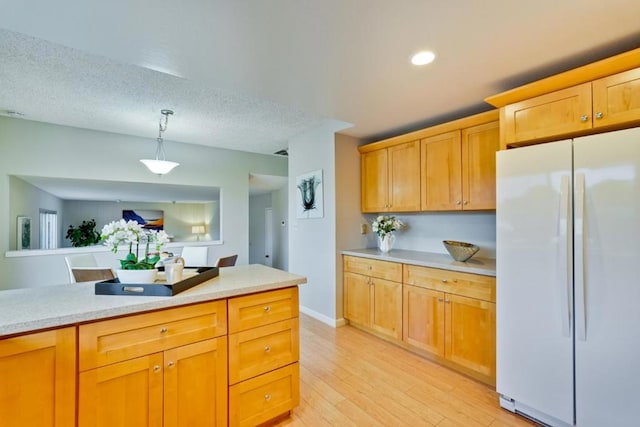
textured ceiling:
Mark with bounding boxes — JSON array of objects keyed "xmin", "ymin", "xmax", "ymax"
[{"xmin": 0, "ymin": 0, "xmax": 639, "ymax": 156}]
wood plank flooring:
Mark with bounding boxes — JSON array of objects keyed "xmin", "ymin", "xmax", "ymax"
[{"xmin": 277, "ymin": 314, "xmax": 537, "ymax": 427}]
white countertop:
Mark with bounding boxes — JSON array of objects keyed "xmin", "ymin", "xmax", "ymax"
[
  {"xmin": 0, "ymin": 264, "xmax": 306, "ymax": 337},
  {"xmin": 342, "ymin": 248, "xmax": 496, "ymax": 276}
]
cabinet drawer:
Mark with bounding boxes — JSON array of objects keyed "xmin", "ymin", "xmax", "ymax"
[
  {"xmin": 403, "ymin": 265, "xmax": 495, "ymax": 302},
  {"xmin": 229, "ymin": 318, "xmax": 299, "ymax": 384},
  {"xmin": 228, "ymin": 287, "xmax": 298, "ymax": 334},
  {"xmin": 229, "ymin": 363, "xmax": 299, "ymax": 427},
  {"xmin": 79, "ymin": 300, "xmax": 227, "ymax": 371},
  {"xmin": 343, "ymin": 255, "xmax": 402, "ymax": 282}
]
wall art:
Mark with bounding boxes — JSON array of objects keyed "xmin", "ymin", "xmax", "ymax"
[{"xmin": 296, "ymin": 169, "xmax": 323, "ymax": 219}]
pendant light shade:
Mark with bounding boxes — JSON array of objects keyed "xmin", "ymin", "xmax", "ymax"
[{"xmin": 140, "ymin": 109, "xmax": 179, "ymax": 175}]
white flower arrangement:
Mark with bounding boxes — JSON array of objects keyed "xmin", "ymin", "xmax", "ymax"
[
  {"xmin": 371, "ymin": 215, "xmax": 404, "ymax": 238},
  {"xmin": 100, "ymin": 219, "xmax": 170, "ymax": 270}
]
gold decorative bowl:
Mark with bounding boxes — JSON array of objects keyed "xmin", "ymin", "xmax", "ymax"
[{"xmin": 443, "ymin": 240, "xmax": 479, "ymax": 262}]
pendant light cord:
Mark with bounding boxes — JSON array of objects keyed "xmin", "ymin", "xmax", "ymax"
[{"xmin": 155, "ymin": 109, "xmax": 173, "ymax": 161}]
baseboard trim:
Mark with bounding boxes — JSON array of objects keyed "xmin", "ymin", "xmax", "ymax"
[{"xmin": 299, "ymin": 305, "xmax": 345, "ymax": 328}]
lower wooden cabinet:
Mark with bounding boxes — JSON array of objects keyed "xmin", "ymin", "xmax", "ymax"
[
  {"xmin": 0, "ymin": 327, "xmax": 76, "ymax": 427},
  {"xmin": 344, "ymin": 255, "xmax": 496, "ymax": 385},
  {"xmin": 229, "ymin": 362, "xmax": 300, "ymax": 427},
  {"xmin": 228, "ymin": 287, "xmax": 300, "ymax": 426},
  {"xmin": 344, "ymin": 256, "xmax": 403, "ymax": 340}
]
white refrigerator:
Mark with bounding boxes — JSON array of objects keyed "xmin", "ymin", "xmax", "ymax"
[{"xmin": 496, "ymin": 127, "xmax": 640, "ymax": 427}]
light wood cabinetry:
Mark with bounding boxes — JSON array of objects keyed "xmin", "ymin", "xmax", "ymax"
[
  {"xmin": 78, "ymin": 301, "xmax": 228, "ymax": 427},
  {"xmin": 420, "ymin": 120, "xmax": 499, "ymax": 211},
  {"xmin": 342, "ymin": 254, "xmax": 496, "ymax": 385},
  {"xmin": 228, "ymin": 287, "xmax": 300, "ymax": 427},
  {"xmin": 343, "ymin": 255, "xmax": 402, "ymax": 340},
  {"xmin": 487, "ymin": 49, "xmax": 640, "ymax": 149},
  {"xmin": 0, "ymin": 327, "xmax": 75, "ymax": 427},
  {"xmin": 361, "ymin": 140, "xmax": 421, "ymax": 212},
  {"xmin": 404, "ymin": 264, "xmax": 496, "ymax": 384},
  {"xmin": 359, "ymin": 110, "xmax": 499, "ymax": 213}
]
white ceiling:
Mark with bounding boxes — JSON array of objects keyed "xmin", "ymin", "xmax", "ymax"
[{"xmin": 0, "ymin": 0, "xmax": 639, "ymax": 157}]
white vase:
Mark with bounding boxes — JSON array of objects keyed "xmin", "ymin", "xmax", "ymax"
[
  {"xmin": 378, "ymin": 234, "xmax": 395, "ymax": 253},
  {"xmin": 116, "ymin": 269, "xmax": 158, "ymax": 284}
]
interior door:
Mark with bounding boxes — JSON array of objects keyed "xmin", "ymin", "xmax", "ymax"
[
  {"xmin": 496, "ymin": 140, "xmax": 574, "ymax": 425},
  {"xmin": 573, "ymin": 128, "xmax": 640, "ymax": 426}
]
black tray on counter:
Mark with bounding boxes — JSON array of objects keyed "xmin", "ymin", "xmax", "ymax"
[{"xmin": 95, "ymin": 266, "xmax": 219, "ymax": 297}]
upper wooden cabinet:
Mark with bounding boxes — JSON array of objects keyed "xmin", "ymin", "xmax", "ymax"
[
  {"xmin": 359, "ymin": 110, "xmax": 499, "ymax": 213},
  {"xmin": 421, "ymin": 121, "xmax": 499, "ymax": 211},
  {"xmin": 361, "ymin": 140, "xmax": 421, "ymax": 213},
  {"xmin": 487, "ymin": 48, "xmax": 640, "ymax": 148}
]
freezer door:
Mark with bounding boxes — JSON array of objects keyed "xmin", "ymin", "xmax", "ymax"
[
  {"xmin": 574, "ymin": 128, "xmax": 640, "ymax": 426},
  {"xmin": 496, "ymin": 140, "xmax": 574, "ymax": 425}
]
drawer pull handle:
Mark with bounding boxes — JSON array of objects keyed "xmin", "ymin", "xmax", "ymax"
[
  {"xmin": 153, "ymin": 365, "xmax": 161, "ymax": 373},
  {"xmin": 441, "ymin": 279, "xmax": 447, "ymax": 283},
  {"xmin": 264, "ymin": 306, "xmax": 271, "ymax": 313},
  {"xmin": 167, "ymin": 361, "xmax": 175, "ymax": 368},
  {"xmin": 160, "ymin": 327, "xmax": 168, "ymax": 334},
  {"xmin": 264, "ymin": 345, "xmax": 271, "ymax": 353},
  {"xmin": 123, "ymin": 286, "xmax": 144, "ymax": 293},
  {"xmin": 264, "ymin": 394, "xmax": 271, "ymax": 401}
]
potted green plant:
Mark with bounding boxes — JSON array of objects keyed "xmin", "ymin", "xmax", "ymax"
[{"xmin": 66, "ymin": 219, "xmax": 101, "ymax": 247}]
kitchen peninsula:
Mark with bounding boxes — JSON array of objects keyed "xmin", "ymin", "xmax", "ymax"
[{"xmin": 0, "ymin": 264, "xmax": 306, "ymax": 427}]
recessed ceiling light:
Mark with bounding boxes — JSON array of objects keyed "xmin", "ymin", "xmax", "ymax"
[{"xmin": 411, "ymin": 51, "xmax": 436, "ymax": 66}]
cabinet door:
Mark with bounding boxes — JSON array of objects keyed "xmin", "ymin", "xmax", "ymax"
[
  {"xmin": 502, "ymin": 82, "xmax": 592, "ymax": 144},
  {"xmin": 403, "ymin": 284, "xmax": 445, "ymax": 356},
  {"xmin": 361, "ymin": 149, "xmax": 389, "ymax": 212},
  {"xmin": 164, "ymin": 338, "xmax": 228, "ymax": 427},
  {"xmin": 344, "ymin": 272, "xmax": 371, "ymax": 328},
  {"xmin": 445, "ymin": 294, "xmax": 496, "ymax": 382},
  {"xmin": 79, "ymin": 353, "xmax": 163, "ymax": 427},
  {"xmin": 461, "ymin": 121, "xmax": 499, "ymax": 210},
  {"xmin": 0, "ymin": 328, "xmax": 75, "ymax": 427},
  {"xmin": 370, "ymin": 277, "xmax": 402, "ymax": 340},
  {"xmin": 388, "ymin": 140, "xmax": 421, "ymax": 211},
  {"xmin": 592, "ymin": 67, "xmax": 640, "ymax": 128},
  {"xmin": 421, "ymin": 131, "xmax": 462, "ymax": 210}
]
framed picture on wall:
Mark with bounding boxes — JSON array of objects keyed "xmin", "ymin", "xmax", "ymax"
[
  {"xmin": 17, "ymin": 216, "xmax": 31, "ymax": 250},
  {"xmin": 122, "ymin": 209, "xmax": 164, "ymax": 230},
  {"xmin": 296, "ymin": 169, "xmax": 324, "ymax": 219}
]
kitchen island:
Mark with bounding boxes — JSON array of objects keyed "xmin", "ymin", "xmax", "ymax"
[{"xmin": 0, "ymin": 264, "xmax": 306, "ymax": 427}]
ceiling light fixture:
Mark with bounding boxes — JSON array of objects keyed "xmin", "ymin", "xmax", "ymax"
[
  {"xmin": 140, "ymin": 109, "xmax": 179, "ymax": 175},
  {"xmin": 411, "ymin": 50, "xmax": 436, "ymax": 66}
]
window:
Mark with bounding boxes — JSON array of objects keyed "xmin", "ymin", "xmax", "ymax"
[{"xmin": 39, "ymin": 209, "xmax": 58, "ymax": 249}]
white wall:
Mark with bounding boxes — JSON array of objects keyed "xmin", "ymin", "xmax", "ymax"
[
  {"xmin": 248, "ymin": 193, "xmax": 271, "ymax": 264},
  {"xmin": 335, "ymin": 134, "xmax": 369, "ymax": 321},
  {"xmin": 288, "ymin": 120, "xmax": 350, "ymax": 326},
  {"xmin": 363, "ymin": 212, "xmax": 497, "ymax": 258},
  {"xmin": 9, "ymin": 175, "xmax": 65, "ymax": 249},
  {"xmin": 271, "ymin": 186, "xmax": 288, "ymax": 271},
  {"xmin": 0, "ymin": 116, "xmax": 287, "ymax": 289}
]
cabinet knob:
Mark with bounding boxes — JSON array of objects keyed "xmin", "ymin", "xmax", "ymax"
[
  {"xmin": 153, "ymin": 365, "xmax": 161, "ymax": 373},
  {"xmin": 580, "ymin": 115, "xmax": 589, "ymax": 122},
  {"xmin": 463, "ymin": 200, "xmax": 468, "ymax": 205},
  {"xmin": 264, "ymin": 345, "xmax": 271, "ymax": 353},
  {"xmin": 445, "ymin": 300, "xmax": 451, "ymax": 304},
  {"xmin": 437, "ymin": 297, "xmax": 444, "ymax": 302},
  {"xmin": 264, "ymin": 305, "xmax": 271, "ymax": 312},
  {"xmin": 160, "ymin": 327, "xmax": 168, "ymax": 334},
  {"xmin": 455, "ymin": 200, "xmax": 461, "ymax": 205},
  {"xmin": 167, "ymin": 361, "xmax": 175, "ymax": 368},
  {"xmin": 367, "ymin": 265, "xmax": 372, "ymax": 270},
  {"xmin": 264, "ymin": 394, "xmax": 271, "ymax": 401},
  {"xmin": 441, "ymin": 279, "xmax": 447, "ymax": 283},
  {"xmin": 595, "ymin": 111, "xmax": 604, "ymax": 119}
]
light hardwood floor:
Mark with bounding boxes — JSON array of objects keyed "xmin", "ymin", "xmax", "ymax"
[{"xmin": 277, "ymin": 314, "xmax": 537, "ymax": 427}]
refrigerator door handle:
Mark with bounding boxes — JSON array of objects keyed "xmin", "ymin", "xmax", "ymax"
[
  {"xmin": 558, "ymin": 175, "xmax": 571, "ymax": 337},
  {"xmin": 575, "ymin": 172, "xmax": 587, "ymax": 341}
]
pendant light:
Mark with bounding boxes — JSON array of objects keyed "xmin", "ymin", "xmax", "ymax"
[{"xmin": 140, "ymin": 109, "xmax": 179, "ymax": 175}]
